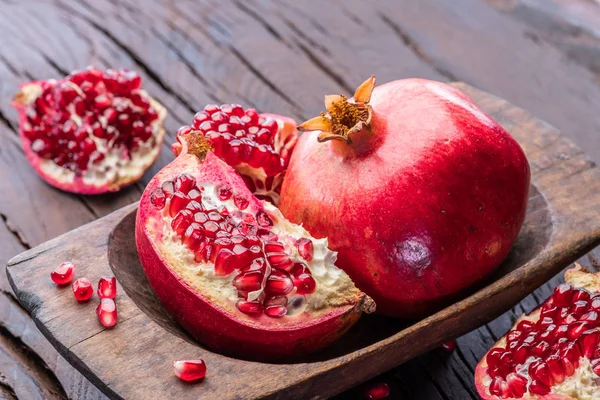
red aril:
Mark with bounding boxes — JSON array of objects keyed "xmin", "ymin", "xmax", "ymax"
[
  {"xmin": 475, "ymin": 265, "xmax": 600, "ymax": 399},
  {"xmin": 363, "ymin": 382, "xmax": 390, "ymax": 400},
  {"xmin": 72, "ymin": 278, "xmax": 93, "ymax": 301},
  {"xmin": 136, "ymin": 132, "xmax": 373, "ymax": 359},
  {"xmin": 171, "ymin": 104, "xmax": 297, "ymax": 205},
  {"xmin": 279, "ymin": 76, "xmax": 530, "ymax": 318},
  {"xmin": 97, "ymin": 276, "xmax": 117, "ymax": 299},
  {"xmin": 12, "ymin": 67, "xmax": 167, "ymax": 194},
  {"xmin": 441, "ymin": 340, "xmax": 456, "ymax": 352},
  {"xmin": 173, "ymin": 360, "xmax": 206, "ymax": 382},
  {"xmin": 96, "ymin": 298, "xmax": 118, "ymax": 327},
  {"xmin": 51, "ymin": 262, "xmax": 75, "ymax": 285}
]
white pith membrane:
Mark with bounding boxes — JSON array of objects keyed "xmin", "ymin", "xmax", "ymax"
[
  {"xmin": 147, "ymin": 164, "xmax": 362, "ymax": 323},
  {"xmin": 480, "ymin": 266, "xmax": 600, "ymax": 400},
  {"xmin": 17, "ymin": 77, "xmax": 166, "ymax": 190}
]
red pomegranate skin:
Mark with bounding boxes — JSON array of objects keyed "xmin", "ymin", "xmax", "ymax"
[
  {"xmin": 279, "ymin": 79, "xmax": 530, "ymax": 318},
  {"xmin": 136, "ymin": 131, "xmax": 367, "ymax": 360}
]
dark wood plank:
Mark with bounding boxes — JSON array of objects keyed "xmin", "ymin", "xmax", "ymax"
[{"xmin": 6, "ymin": 84, "xmax": 600, "ymax": 400}]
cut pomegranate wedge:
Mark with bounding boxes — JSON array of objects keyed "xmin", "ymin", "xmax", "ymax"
[
  {"xmin": 13, "ymin": 67, "xmax": 167, "ymax": 194},
  {"xmin": 475, "ymin": 265, "xmax": 600, "ymax": 399},
  {"xmin": 137, "ymin": 131, "xmax": 373, "ymax": 359},
  {"xmin": 172, "ymin": 104, "xmax": 297, "ymax": 205}
]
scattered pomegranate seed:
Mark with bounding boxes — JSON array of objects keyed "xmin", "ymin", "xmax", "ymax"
[
  {"xmin": 295, "ymin": 238, "xmax": 314, "ymax": 261},
  {"xmin": 363, "ymin": 382, "xmax": 390, "ymax": 400},
  {"xmin": 96, "ymin": 298, "xmax": 118, "ymax": 327},
  {"xmin": 97, "ymin": 276, "xmax": 117, "ymax": 299},
  {"xmin": 173, "ymin": 359, "xmax": 206, "ymax": 382},
  {"xmin": 51, "ymin": 262, "xmax": 75, "ymax": 285},
  {"xmin": 440, "ymin": 340, "xmax": 456, "ymax": 352},
  {"xmin": 72, "ymin": 278, "xmax": 93, "ymax": 301}
]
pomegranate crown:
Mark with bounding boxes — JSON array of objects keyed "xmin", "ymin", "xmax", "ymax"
[
  {"xmin": 172, "ymin": 129, "xmax": 213, "ymax": 160},
  {"xmin": 298, "ymin": 76, "xmax": 375, "ymax": 144}
]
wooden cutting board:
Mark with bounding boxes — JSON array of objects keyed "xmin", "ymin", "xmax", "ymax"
[{"xmin": 6, "ymin": 83, "xmax": 600, "ymax": 400}]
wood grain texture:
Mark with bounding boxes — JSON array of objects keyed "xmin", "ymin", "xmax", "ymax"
[
  {"xmin": 6, "ymin": 84, "xmax": 600, "ymax": 400},
  {"xmin": 0, "ymin": 0, "xmax": 600, "ymax": 398}
]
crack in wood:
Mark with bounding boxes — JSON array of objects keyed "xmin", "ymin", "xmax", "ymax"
[
  {"xmin": 293, "ymin": 40, "xmax": 354, "ymax": 94},
  {"xmin": 232, "ymin": 0, "xmax": 286, "ymax": 44},
  {"xmin": 0, "ymin": 213, "xmax": 31, "ymax": 250},
  {"xmin": 228, "ymin": 46, "xmax": 303, "ymax": 113},
  {"xmin": 378, "ymin": 13, "xmax": 458, "ymax": 82},
  {"xmin": 0, "ymin": 325, "xmax": 67, "ymax": 399}
]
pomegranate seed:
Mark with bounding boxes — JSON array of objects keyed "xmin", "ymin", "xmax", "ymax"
[
  {"xmin": 172, "ymin": 210, "xmax": 194, "ymax": 235},
  {"xmin": 232, "ymin": 195, "xmax": 249, "ymax": 210},
  {"xmin": 573, "ymin": 289, "xmax": 590, "ymax": 303},
  {"xmin": 363, "ymin": 383, "xmax": 390, "ymax": 400},
  {"xmin": 529, "ymin": 380, "xmax": 550, "ymax": 395},
  {"xmin": 217, "ymin": 184, "xmax": 232, "ymax": 201},
  {"xmin": 488, "ymin": 377, "xmax": 508, "ymax": 397},
  {"xmin": 529, "ymin": 360, "xmax": 552, "ymax": 387},
  {"xmin": 553, "ymin": 284, "xmax": 573, "ymax": 307},
  {"xmin": 214, "ymin": 249, "xmax": 236, "ymax": 276},
  {"xmin": 505, "ymin": 372, "xmax": 527, "ymax": 398},
  {"xmin": 486, "ymin": 347, "xmax": 504, "ymax": 367},
  {"xmin": 150, "ymin": 188, "xmax": 166, "ymax": 209},
  {"xmin": 440, "ymin": 340, "xmax": 456, "ymax": 352},
  {"xmin": 567, "ymin": 321, "xmax": 588, "ymax": 340},
  {"xmin": 97, "ymin": 276, "xmax": 117, "ymax": 299},
  {"xmin": 233, "ymin": 271, "xmax": 263, "ymax": 292},
  {"xmin": 578, "ymin": 329, "xmax": 600, "ymax": 357},
  {"xmin": 236, "ymin": 299, "xmax": 263, "ymax": 316},
  {"xmin": 291, "ymin": 264, "xmax": 316, "ymax": 295},
  {"xmin": 531, "ymin": 341, "xmax": 550, "ymax": 358},
  {"xmin": 174, "ymin": 174, "xmax": 196, "ymax": 194},
  {"xmin": 51, "ymin": 262, "xmax": 75, "ymax": 285},
  {"xmin": 203, "ymin": 221, "xmax": 220, "ymax": 238},
  {"xmin": 169, "ymin": 192, "xmax": 191, "ymax": 217},
  {"xmin": 546, "ymin": 354, "xmax": 565, "ymax": 384},
  {"xmin": 516, "ymin": 320, "xmax": 535, "ymax": 333},
  {"xmin": 96, "ymin": 298, "xmax": 117, "ymax": 327},
  {"xmin": 264, "ymin": 305, "xmax": 287, "ymax": 318},
  {"xmin": 183, "ymin": 224, "xmax": 204, "ymax": 251},
  {"xmin": 265, "ymin": 270, "xmax": 294, "ymax": 295},
  {"xmin": 295, "ymin": 238, "xmax": 314, "ymax": 261},
  {"xmin": 256, "ymin": 211, "xmax": 273, "ymax": 227},
  {"xmin": 72, "ymin": 278, "xmax": 93, "ymax": 301},
  {"xmin": 173, "ymin": 359, "xmax": 206, "ymax": 382}
]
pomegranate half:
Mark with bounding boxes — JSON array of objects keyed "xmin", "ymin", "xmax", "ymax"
[
  {"xmin": 13, "ymin": 67, "xmax": 167, "ymax": 194},
  {"xmin": 475, "ymin": 265, "xmax": 600, "ymax": 399},
  {"xmin": 279, "ymin": 76, "xmax": 530, "ymax": 318},
  {"xmin": 136, "ymin": 130, "xmax": 373, "ymax": 359},
  {"xmin": 172, "ymin": 104, "xmax": 297, "ymax": 205}
]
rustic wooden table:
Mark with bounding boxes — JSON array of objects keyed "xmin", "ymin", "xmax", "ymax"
[{"xmin": 1, "ymin": 1, "xmax": 599, "ymax": 399}]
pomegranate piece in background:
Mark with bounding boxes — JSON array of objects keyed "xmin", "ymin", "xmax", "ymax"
[
  {"xmin": 475, "ymin": 265, "xmax": 600, "ymax": 399},
  {"xmin": 136, "ymin": 132, "xmax": 374, "ymax": 360},
  {"xmin": 172, "ymin": 104, "xmax": 297, "ymax": 205},
  {"xmin": 96, "ymin": 298, "xmax": 118, "ymax": 327},
  {"xmin": 97, "ymin": 276, "xmax": 117, "ymax": 299},
  {"xmin": 12, "ymin": 67, "xmax": 167, "ymax": 194},
  {"xmin": 50, "ymin": 262, "xmax": 75, "ymax": 285},
  {"xmin": 72, "ymin": 278, "xmax": 93, "ymax": 301},
  {"xmin": 279, "ymin": 76, "xmax": 530, "ymax": 318},
  {"xmin": 173, "ymin": 359, "xmax": 206, "ymax": 382}
]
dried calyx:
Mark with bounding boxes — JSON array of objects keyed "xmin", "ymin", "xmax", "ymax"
[{"xmin": 298, "ymin": 76, "xmax": 375, "ymax": 144}]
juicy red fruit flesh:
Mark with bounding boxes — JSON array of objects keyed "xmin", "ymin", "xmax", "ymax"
[
  {"xmin": 184, "ymin": 104, "xmax": 287, "ymax": 177},
  {"xmin": 97, "ymin": 276, "xmax": 117, "ymax": 299},
  {"xmin": 51, "ymin": 262, "xmax": 75, "ymax": 285},
  {"xmin": 19, "ymin": 67, "xmax": 159, "ymax": 175},
  {"xmin": 96, "ymin": 298, "xmax": 118, "ymax": 327},
  {"xmin": 72, "ymin": 278, "xmax": 93, "ymax": 301},
  {"xmin": 153, "ymin": 173, "xmax": 318, "ymax": 318},
  {"xmin": 483, "ymin": 284, "xmax": 600, "ymax": 398},
  {"xmin": 173, "ymin": 359, "xmax": 206, "ymax": 382}
]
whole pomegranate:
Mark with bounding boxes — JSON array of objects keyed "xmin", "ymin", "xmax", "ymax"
[
  {"xmin": 12, "ymin": 67, "xmax": 166, "ymax": 194},
  {"xmin": 173, "ymin": 104, "xmax": 297, "ymax": 205},
  {"xmin": 476, "ymin": 265, "xmax": 600, "ymax": 399},
  {"xmin": 279, "ymin": 77, "xmax": 530, "ymax": 318},
  {"xmin": 136, "ymin": 129, "xmax": 373, "ymax": 359}
]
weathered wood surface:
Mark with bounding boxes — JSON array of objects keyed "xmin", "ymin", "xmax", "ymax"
[
  {"xmin": 1, "ymin": 0, "xmax": 600, "ymax": 398},
  {"xmin": 6, "ymin": 84, "xmax": 600, "ymax": 399}
]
